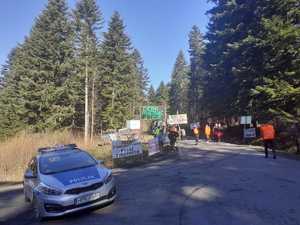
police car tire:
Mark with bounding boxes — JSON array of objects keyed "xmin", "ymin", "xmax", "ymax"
[
  {"xmin": 24, "ymin": 194, "xmax": 30, "ymax": 203},
  {"xmin": 32, "ymin": 196, "xmax": 43, "ymax": 221}
]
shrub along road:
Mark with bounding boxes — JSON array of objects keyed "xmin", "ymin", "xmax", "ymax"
[{"xmin": 1, "ymin": 140, "xmax": 300, "ymax": 225}]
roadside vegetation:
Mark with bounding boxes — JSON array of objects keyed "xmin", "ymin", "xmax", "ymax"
[{"xmin": 0, "ymin": 131, "xmax": 111, "ymax": 182}]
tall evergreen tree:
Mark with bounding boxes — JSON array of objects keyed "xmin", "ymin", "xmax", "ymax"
[
  {"xmin": 99, "ymin": 12, "xmax": 134, "ymax": 129},
  {"xmin": 169, "ymin": 51, "xmax": 189, "ymax": 114},
  {"xmin": 0, "ymin": 46, "xmax": 26, "ymax": 137},
  {"xmin": 128, "ymin": 49, "xmax": 150, "ymax": 117},
  {"xmin": 205, "ymin": 0, "xmax": 300, "ymax": 122},
  {"xmin": 187, "ymin": 25, "xmax": 206, "ymax": 122},
  {"xmin": 7, "ymin": 0, "xmax": 75, "ymax": 131},
  {"xmin": 73, "ymin": 0, "xmax": 103, "ymax": 141},
  {"xmin": 251, "ymin": 0, "xmax": 300, "ymax": 122},
  {"xmin": 155, "ymin": 81, "xmax": 169, "ymax": 106},
  {"xmin": 148, "ymin": 85, "xmax": 157, "ymax": 105},
  {"xmin": 132, "ymin": 49, "xmax": 150, "ymax": 101}
]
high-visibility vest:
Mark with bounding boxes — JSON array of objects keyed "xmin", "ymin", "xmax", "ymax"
[
  {"xmin": 205, "ymin": 125, "xmax": 211, "ymax": 136},
  {"xmin": 260, "ymin": 124, "xmax": 275, "ymax": 140},
  {"xmin": 193, "ymin": 128, "xmax": 199, "ymax": 135}
]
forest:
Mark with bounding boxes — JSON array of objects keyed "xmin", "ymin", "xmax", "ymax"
[{"xmin": 0, "ymin": 0, "xmax": 299, "ymax": 140}]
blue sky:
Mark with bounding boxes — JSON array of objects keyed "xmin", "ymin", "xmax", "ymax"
[{"xmin": 0, "ymin": 0, "xmax": 213, "ymax": 88}]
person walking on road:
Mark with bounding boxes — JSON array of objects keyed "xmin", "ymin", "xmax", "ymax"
[
  {"xmin": 205, "ymin": 124, "xmax": 211, "ymax": 143},
  {"xmin": 193, "ymin": 126, "xmax": 200, "ymax": 145},
  {"xmin": 260, "ymin": 122, "xmax": 276, "ymax": 159}
]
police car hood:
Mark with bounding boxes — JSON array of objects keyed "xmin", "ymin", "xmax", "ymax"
[{"xmin": 40, "ymin": 166, "xmax": 109, "ymax": 189}]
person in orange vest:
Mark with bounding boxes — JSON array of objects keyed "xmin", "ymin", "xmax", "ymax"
[
  {"xmin": 205, "ymin": 124, "xmax": 211, "ymax": 143},
  {"xmin": 193, "ymin": 126, "xmax": 200, "ymax": 145},
  {"xmin": 260, "ymin": 122, "xmax": 276, "ymax": 159}
]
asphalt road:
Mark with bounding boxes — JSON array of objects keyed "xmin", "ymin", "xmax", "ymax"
[{"xmin": 1, "ymin": 140, "xmax": 300, "ymax": 225}]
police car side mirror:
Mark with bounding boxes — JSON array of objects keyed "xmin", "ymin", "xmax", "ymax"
[
  {"xmin": 24, "ymin": 169, "xmax": 37, "ymax": 179},
  {"xmin": 97, "ymin": 160, "xmax": 104, "ymax": 165}
]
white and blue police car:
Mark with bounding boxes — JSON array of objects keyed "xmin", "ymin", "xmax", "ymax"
[{"xmin": 23, "ymin": 144, "xmax": 116, "ymax": 220}]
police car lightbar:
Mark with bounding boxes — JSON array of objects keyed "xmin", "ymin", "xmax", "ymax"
[{"xmin": 38, "ymin": 144, "xmax": 78, "ymax": 153}]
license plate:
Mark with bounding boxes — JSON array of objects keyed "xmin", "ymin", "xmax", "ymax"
[{"xmin": 75, "ymin": 192, "xmax": 101, "ymax": 205}]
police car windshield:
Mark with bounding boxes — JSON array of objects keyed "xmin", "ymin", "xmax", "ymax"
[{"xmin": 39, "ymin": 150, "xmax": 97, "ymax": 174}]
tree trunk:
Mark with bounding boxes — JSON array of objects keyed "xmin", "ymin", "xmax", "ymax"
[
  {"xmin": 90, "ymin": 74, "xmax": 95, "ymax": 142},
  {"xmin": 84, "ymin": 58, "xmax": 89, "ymax": 144},
  {"xmin": 110, "ymin": 88, "xmax": 115, "ymax": 129}
]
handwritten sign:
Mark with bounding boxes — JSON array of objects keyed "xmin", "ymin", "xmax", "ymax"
[
  {"xmin": 112, "ymin": 141, "xmax": 143, "ymax": 159},
  {"xmin": 244, "ymin": 128, "xmax": 256, "ymax": 138},
  {"xmin": 148, "ymin": 138, "xmax": 160, "ymax": 156},
  {"xmin": 168, "ymin": 114, "xmax": 188, "ymax": 125}
]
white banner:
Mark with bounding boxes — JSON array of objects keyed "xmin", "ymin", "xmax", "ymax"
[
  {"xmin": 168, "ymin": 114, "xmax": 188, "ymax": 125},
  {"xmin": 112, "ymin": 141, "xmax": 143, "ymax": 159},
  {"xmin": 244, "ymin": 128, "xmax": 256, "ymax": 138},
  {"xmin": 148, "ymin": 138, "xmax": 160, "ymax": 156},
  {"xmin": 126, "ymin": 120, "xmax": 141, "ymax": 130},
  {"xmin": 241, "ymin": 116, "xmax": 252, "ymax": 125}
]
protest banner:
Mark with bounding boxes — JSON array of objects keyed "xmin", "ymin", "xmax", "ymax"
[
  {"xmin": 244, "ymin": 128, "xmax": 256, "ymax": 138},
  {"xmin": 126, "ymin": 120, "xmax": 141, "ymax": 130},
  {"xmin": 168, "ymin": 114, "xmax": 188, "ymax": 125},
  {"xmin": 241, "ymin": 116, "xmax": 252, "ymax": 125},
  {"xmin": 112, "ymin": 141, "xmax": 143, "ymax": 159},
  {"xmin": 148, "ymin": 137, "xmax": 160, "ymax": 156}
]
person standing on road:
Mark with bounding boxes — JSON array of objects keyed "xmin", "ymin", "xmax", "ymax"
[
  {"xmin": 260, "ymin": 122, "xmax": 276, "ymax": 159},
  {"xmin": 193, "ymin": 126, "xmax": 200, "ymax": 145},
  {"xmin": 214, "ymin": 122, "xmax": 223, "ymax": 143},
  {"xmin": 168, "ymin": 125, "xmax": 179, "ymax": 150},
  {"xmin": 205, "ymin": 124, "xmax": 211, "ymax": 143}
]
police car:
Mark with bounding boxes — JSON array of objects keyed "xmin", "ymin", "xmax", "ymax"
[{"xmin": 23, "ymin": 144, "xmax": 116, "ymax": 220}]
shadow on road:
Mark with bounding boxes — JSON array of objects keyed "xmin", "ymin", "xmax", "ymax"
[{"xmin": 2, "ymin": 142, "xmax": 300, "ymax": 225}]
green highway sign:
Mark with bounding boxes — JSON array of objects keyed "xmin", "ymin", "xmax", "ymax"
[{"xmin": 142, "ymin": 106, "xmax": 163, "ymax": 120}]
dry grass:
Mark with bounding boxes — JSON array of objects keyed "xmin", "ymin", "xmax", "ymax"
[{"xmin": 0, "ymin": 130, "xmax": 112, "ymax": 182}]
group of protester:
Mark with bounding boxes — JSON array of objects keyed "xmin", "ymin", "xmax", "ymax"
[
  {"xmin": 192, "ymin": 123, "xmax": 224, "ymax": 144},
  {"xmin": 151, "ymin": 118, "xmax": 298, "ymax": 159},
  {"xmin": 193, "ymin": 121, "xmax": 277, "ymax": 159}
]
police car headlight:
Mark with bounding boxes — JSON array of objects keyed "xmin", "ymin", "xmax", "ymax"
[
  {"xmin": 105, "ymin": 173, "xmax": 113, "ymax": 184},
  {"xmin": 36, "ymin": 183, "xmax": 63, "ymax": 196}
]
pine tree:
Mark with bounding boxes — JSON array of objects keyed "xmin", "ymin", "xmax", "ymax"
[
  {"xmin": 148, "ymin": 85, "xmax": 157, "ymax": 105},
  {"xmin": 127, "ymin": 49, "xmax": 150, "ymax": 118},
  {"xmin": 6, "ymin": 0, "xmax": 76, "ymax": 132},
  {"xmin": 0, "ymin": 46, "xmax": 26, "ymax": 137},
  {"xmin": 132, "ymin": 49, "xmax": 150, "ymax": 103},
  {"xmin": 155, "ymin": 81, "xmax": 169, "ymax": 106},
  {"xmin": 169, "ymin": 51, "xmax": 189, "ymax": 114},
  {"xmin": 73, "ymin": 0, "xmax": 103, "ymax": 141},
  {"xmin": 99, "ymin": 12, "xmax": 134, "ymax": 129},
  {"xmin": 251, "ymin": 0, "xmax": 300, "ymax": 122},
  {"xmin": 205, "ymin": 0, "xmax": 300, "ymax": 123},
  {"xmin": 187, "ymin": 25, "xmax": 206, "ymax": 122}
]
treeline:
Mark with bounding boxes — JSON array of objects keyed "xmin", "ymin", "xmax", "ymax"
[
  {"xmin": 168, "ymin": 0, "xmax": 300, "ymax": 125},
  {"xmin": 1, "ymin": 0, "xmax": 299, "ymax": 139},
  {"xmin": 0, "ymin": 0, "xmax": 149, "ymax": 139}
]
